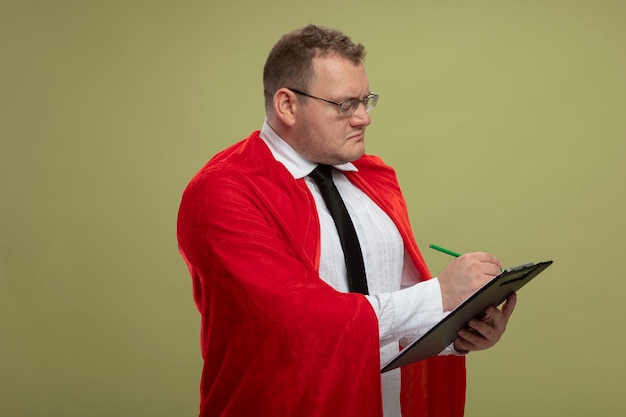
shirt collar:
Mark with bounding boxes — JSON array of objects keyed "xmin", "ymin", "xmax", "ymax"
[{"xmin": 259, "ymin": 118, "xmax": 358, "ymax": 179}]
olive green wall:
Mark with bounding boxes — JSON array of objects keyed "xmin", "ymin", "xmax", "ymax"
[{"xmin": 2, "ymin": 1, "xmax": 624, "ymax": 416}]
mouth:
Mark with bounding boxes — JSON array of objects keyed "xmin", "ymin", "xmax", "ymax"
[{"xmin": 347, "ymin": 131, "xmax": 365, "ymax": 142}]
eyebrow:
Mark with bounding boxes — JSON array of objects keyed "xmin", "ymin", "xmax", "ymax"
[{"xmin": 338, "ymin": 91, "xmax": 372, "ymax": 102}]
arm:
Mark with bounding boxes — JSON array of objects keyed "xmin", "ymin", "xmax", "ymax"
[
  {"xmin": 178, "ymin": 168, "xmax": 377, "ymax": 345},
  {"xmin": 366, "ymin": 278, "xmax": 445, "ymax": 348},
  {"xmin": 177, "ymin": 166, "xmax": 382, "ymax": 415},
  {"xmin": 367, "ymin": 251, "xmax": 516, "ymax": 354}
]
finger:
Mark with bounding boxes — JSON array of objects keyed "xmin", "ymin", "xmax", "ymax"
[
  {"xmin": 466, "ymin": 252, "xmax": 503, "ymax": 270},
  {"xmin": 454, "ymin": 255, "xmax": 502, "ymax": 283},
  {"xmin": 484, "ymin": 305, "xmax": 509, "ymax": 334},
  {"xmin": 466, "ymin": 314, "xmax": 504, "ymax": 347},
  {"xmin": 456, "ymin": 328, "xmax": 491, "ymax": 351},
  {"xmin": 502, "ymin": 292, "xmax": 517, "ymax": 319},
  {"xmin": 467, "ymin": 317, "xmax": 497, "ymax": 338},
  {"xmin": 453, "ymin": 337, "xmax": 474, "ymax": 353}
]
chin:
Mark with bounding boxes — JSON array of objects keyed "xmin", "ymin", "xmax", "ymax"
[
  {"xmin": 351, "ymin": 144, "xmax": 366, "ymax": 160},
  {"xmin": 326, "ymin": 143, "xmax": 366, "ymax": 165},
  {"xmin": 342, "ymin": 152, "xmax": 366, "ymax": 164}
]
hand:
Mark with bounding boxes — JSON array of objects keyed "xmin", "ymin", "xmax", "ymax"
[
  {"xmin": 454, "ymin": 293, "xmax": 517, "ymax": 353},
  {"xmin": 437, "ymin": 252, "xmax": 503, "ymax": 312}
]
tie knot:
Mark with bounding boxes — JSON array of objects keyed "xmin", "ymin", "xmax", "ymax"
[{"xmin": 309, "ymin": 164, "xmax": 334, "ymax": 185}]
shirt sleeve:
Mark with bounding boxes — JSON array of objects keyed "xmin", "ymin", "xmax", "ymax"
[
  {"xmin": 365, "ymin": 278, "xmax": 444, "ymax": 348},
  {"xmin": 365, "ymin": 278, "xmax": 467, "ymax": 356}
]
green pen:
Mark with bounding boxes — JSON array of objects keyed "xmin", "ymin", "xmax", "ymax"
[
  {"xmin": 429, "ymin": 244, "xmax": 462, "ymax": 257},
  {"xmin": 429, "ymin": 243, "xmax": 504, "ymax": 272}
]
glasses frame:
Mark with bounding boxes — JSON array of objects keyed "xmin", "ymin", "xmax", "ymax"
[{"xmin": 287, "ymin": 88, "xmax": 378, "ymax": 115}]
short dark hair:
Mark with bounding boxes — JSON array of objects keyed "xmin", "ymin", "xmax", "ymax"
[{"xmin": 263, "ymin": 24, "xmax": 367, "ymax": 112}]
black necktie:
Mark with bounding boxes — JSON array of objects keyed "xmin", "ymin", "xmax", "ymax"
[{"xmin": 309, "ymin": 165, "xmax": 369, "ymax": 295}]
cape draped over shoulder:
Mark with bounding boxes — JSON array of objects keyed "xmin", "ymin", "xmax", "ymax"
[{"xmin": 177, "ymin": 131, "xmax": 466, "ymax": 417}]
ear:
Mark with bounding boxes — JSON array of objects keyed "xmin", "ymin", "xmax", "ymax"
[{"xmin": 272, "ymin": 88, "xmax": 299, "ymax": 127}]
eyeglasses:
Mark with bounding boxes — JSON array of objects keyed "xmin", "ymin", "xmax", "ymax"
[{"xmin": 287, "ymin": 88, "xmax": 379, "ymax": 115}]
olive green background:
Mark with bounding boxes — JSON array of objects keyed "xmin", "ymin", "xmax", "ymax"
[{"xmin": 2, "ymin": 1, "xmax": 624, "ymax": 416}]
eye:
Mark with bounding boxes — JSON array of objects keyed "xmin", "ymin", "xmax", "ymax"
[
  {"xmin": 336, "ymin": 99, "xmax": 352, "ymax": 112},
  {"xmin": 338, "ymin": 98, "xmax": 360, "ymax": 113}
]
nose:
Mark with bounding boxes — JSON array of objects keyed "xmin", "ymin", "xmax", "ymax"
[{"xmin": 350, "ymin": 102, "xmax": 371, "ymax": 126}]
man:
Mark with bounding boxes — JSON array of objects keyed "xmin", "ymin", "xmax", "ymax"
[{"xmin": 177, "ymin": 24, "xmax": 515, "ymax": 417}]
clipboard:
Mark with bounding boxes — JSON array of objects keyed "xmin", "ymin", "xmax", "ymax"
[{"xmin": 381, "ymin": 260, "xmax": 553, "ymax": 373}]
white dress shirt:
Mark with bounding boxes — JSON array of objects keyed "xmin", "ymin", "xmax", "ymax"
[{"xmin": 259, "ymin": 119, "xmax": 458, "ymax": 417}]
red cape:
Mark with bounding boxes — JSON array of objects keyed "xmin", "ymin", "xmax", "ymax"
[{"xmin": 177, "ymin": 131, "xmax": 466, "ymax": 416}]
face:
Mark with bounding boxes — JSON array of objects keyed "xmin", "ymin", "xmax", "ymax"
[{"xmin": 289, "ymin": 54, "xmax": 372, "ymax": 165}]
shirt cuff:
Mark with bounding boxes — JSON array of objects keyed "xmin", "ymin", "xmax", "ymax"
[
  {"xmin": 365, "ymin": 278, "xmax": 447, "ymax": 348},
  {"xmin": 441, "ymin": 342, "xmax": 469, "ymax": 356}
]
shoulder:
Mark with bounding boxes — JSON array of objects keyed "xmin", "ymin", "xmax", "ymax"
[
  {"xmin": 351, "ymin": 153, "xmax": 401, "ymax": 188},
  {"xmin": 179, "ymin": 131, "xmax": 307, "ymax": 212},
  {"xmin": 183, "ymin": 131, "xmax": 272, "ymax": 192}
]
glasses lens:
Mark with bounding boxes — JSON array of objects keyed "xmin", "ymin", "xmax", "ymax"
[
  {"xmin": 365, "ymin": 94, "xmax": 378, "ymax": 112},
  {"xmin": 338, "ymin": 100, "xmax": 355, "ymax": 113},
  {"xmin": 338, "ymin": 94, "xmax": 379, "ymax": 114}
]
